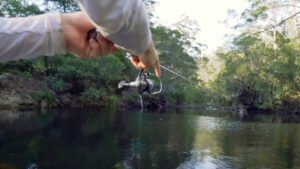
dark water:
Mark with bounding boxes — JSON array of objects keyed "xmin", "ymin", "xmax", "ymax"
[{"xmin": 0, "ymin": 109, "xmax": 300, "ymax": 169}]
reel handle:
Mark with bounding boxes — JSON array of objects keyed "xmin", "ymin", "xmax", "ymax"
[{"xmin": 87, "ymin": 28, "xmax": 98, "ymax": 41}]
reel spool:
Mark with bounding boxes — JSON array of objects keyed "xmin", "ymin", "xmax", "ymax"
[{"xmin": 118, "ymin": 69, "xmax": 162, "ymax": 111}]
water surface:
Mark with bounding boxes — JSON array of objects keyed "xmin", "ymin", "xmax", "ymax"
[{"xmin": 0, "ymin": 109, "xmax": 300, "ymax": 169}]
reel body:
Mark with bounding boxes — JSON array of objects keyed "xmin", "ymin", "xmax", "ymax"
[
  {"xmin": 118, "ymin": 69, "xmax": 162, "ymax": 111},
  {"xmin": 118, "ymin": 69, "xmax": 158, "ymax": 94}
]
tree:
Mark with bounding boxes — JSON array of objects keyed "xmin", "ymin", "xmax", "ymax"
[
  {"xmin": 171, "ymin": 15, "xmax": 204, "ymax": 57},
  {"xmin": 213, "ymin": 31, "xmax": 299, "ymax": 111},
  {"xmin": 238, "ymin": 0, "xmax": 300, "ymax": 39},
  {"xmin": 44, "ymin": 0, "xmax": 79, "ymax": 13},
  {"xmin": 0, "ymin": 0, "xmax": 43, "ymax": 17}
]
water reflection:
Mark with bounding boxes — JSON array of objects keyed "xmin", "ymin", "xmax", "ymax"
[
  {"xmin": 0, "ymin": 109, "xmax": 300, "ymax": 169},
  {"xmin": 177, "ymin": 116, "xmax": 236, "ymax": 169}
]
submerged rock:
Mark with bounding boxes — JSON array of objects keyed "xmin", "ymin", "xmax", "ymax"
[{"xmin": 0, "ymin": 73, "xmax": 56, "ymax": 110}]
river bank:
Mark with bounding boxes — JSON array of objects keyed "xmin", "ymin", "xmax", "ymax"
[{"xmin": 0, "ymin": 73, "xmax": 299, "ymax": 117}]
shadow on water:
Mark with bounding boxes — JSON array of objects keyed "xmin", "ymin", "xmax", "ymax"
[{"xmin": 0, "ymin": 108, "xmax": 300, "ymax": 169}]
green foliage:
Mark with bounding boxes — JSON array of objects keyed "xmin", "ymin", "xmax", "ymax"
[
  {"xmin": 164, "ymin": 85, "xmax": 212, "ymax": 105},
  {"xmin": 250, "ymin": 6, "xmax": 268, "ymax": 19},
  {"xmin": 31, "ymin": 56, "xmax": 49, "ymax": 73},
  {"xmin": 47, "ymin": 76, "xmax": 72, "ymax": 93},
  {"xmin": 242, "ymin": 0, "xmax": 270, "ymax": 22},
  {"xmin": 0, "ymin": 0, "xmax": 43, "ymax": 17},
  {"xmin": 46, "ymin": 53, "xmax": 127, "ymax": 106},
  {"xmin": 106, "ymin": 95, "xmax": 118, "ymax": 108},
  {"xmin": 0, "ymin": 60, "xmax": 33, "ymax": 73},
  {"xmin": 165, "ymin": 91, "xmax": 185, "ymax": 105},
  {"xmin": 45, "ymin": 0, "xmax": 79, "ymax": 12},
  {"xmin": 213, "ymin": 32, "xmax": 300, "ymax": 111},
  {"xmin": 81, "ymin": 87, "xmax": 103, "ymax": 106},
  {"xmin": 80, "ymin": 87, "xmax": 118, "ymax": 107},
  {"xmin": 33, "ymin": 90, "xmax": 56, "ymax": 108},
  {"xmin": 150, "ymin": 26, "xmax": 202, "ymax": 105},
  {"xmin": 55, "ymin": 54, "xmax": 125, "ymax": 81}
]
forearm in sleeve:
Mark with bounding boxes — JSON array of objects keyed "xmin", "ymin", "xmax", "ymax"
[
  {"xmin": 77, "ymin": 0, "xmax": 152, "ymax": 56},
  {"xmin": 0, "ymin": 13, "xmax": 67, "ymax": 62}
]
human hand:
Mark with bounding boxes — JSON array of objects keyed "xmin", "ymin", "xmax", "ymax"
[
  {"xmin": 61, "ymin": 12, "xmax": 117, "ymax": 58},
  {"xmin": 130, "ymin": 42, "xmax": 161, "ymax": 77}
]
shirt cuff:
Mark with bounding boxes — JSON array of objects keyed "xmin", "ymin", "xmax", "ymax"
[{"xmin": 47, "ymin": 13, "xmax": 67, "ymax": 55}]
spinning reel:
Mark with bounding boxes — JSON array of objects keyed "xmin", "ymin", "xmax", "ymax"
[{"xmin": 118, "ymin": 69, "xmax": 162, "ymax": 111}]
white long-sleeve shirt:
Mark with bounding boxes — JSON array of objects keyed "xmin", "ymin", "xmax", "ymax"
[{"xmin": 0, "ymin": 0, "xmax": 152, "ymax": 62}]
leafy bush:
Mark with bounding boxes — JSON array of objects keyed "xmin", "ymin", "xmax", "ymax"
[
  {"xmin": 47, "ymin": 76, "xmax": 72, "ymax": 93},
  {"xmin": 106, "ymin": 95, "xmax": 118, "ymax": 108},
  {"xmin": 80, "ymin": 87, "xmax": 103, "ymax": 106},
  {"xmin": 33, "ymin": 90, "xmax": 56, "ymax": 108}
]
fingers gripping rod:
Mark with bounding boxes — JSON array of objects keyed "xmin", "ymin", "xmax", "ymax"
[{"xmin": 120, "ymin": 52, "xmax": 191, "ymax": 112}]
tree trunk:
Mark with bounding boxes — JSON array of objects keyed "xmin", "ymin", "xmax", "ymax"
[{"xmin": 286, "ymin": 0, "xmax": 298, "ymax": 39}]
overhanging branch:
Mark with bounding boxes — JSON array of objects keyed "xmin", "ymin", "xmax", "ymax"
[{"xmin": 244, "ymin": 11, "xmax": 300, "ymax": 36}]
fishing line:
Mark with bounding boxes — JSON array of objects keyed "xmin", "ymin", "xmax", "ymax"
[{"xmin": 159, "ymin": 65, "xmax": 192, "ymax": 83}]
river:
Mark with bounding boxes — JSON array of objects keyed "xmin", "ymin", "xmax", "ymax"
[{"xmin": 0, "ymin": 108, "xmax": 299, "ymax": 169}]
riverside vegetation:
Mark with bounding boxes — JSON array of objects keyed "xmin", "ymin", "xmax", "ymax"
[{"xmin": 0, "ymin": 0, "xmax": 299, "ymax": 114}]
